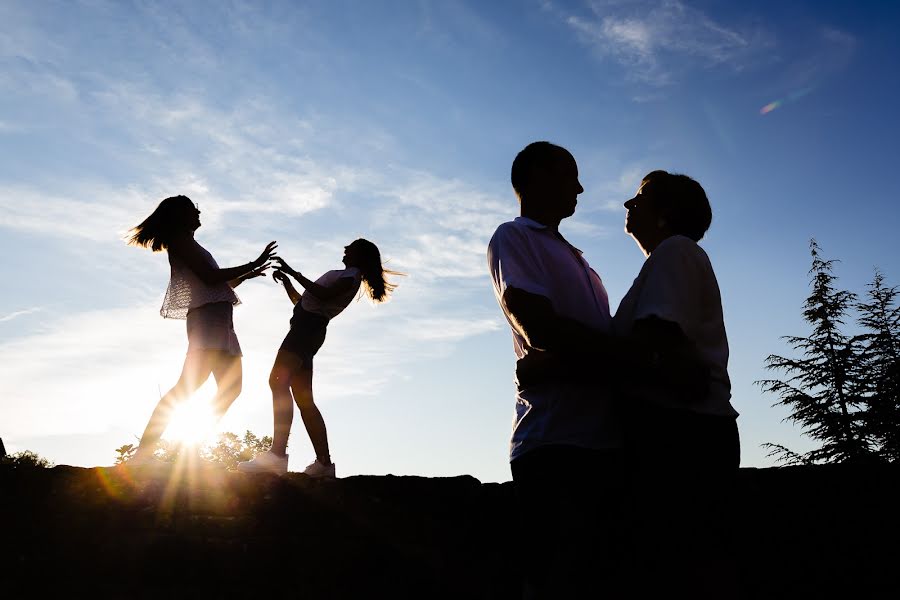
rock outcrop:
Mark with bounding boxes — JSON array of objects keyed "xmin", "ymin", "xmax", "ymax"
[{"xmin": 1, "ymin": 463, "xmax": 897, "ymax": 598}]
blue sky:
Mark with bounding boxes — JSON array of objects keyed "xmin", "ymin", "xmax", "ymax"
[{"xmin": 2, "ymin": 0, "xmax": 899, "ymax": 481}]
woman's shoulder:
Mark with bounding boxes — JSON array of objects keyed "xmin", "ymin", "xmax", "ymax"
[
  {"xmin": 166, "ymin": 233, "xmax": 200, "ymax": 255},
  {"xmin": 648, "ymin": 235, "xmax": 713, "ymax": 274}
]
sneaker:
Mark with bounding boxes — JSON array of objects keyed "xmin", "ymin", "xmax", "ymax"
[
  {"xmin": 302, "ymin": 459, "xmax": 336, "ymax": 479},
  {"xmin": 237, "ymin": 451, "xmax": 288, "ymax": 475}
]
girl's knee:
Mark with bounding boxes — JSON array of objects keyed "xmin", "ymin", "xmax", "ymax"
[
  {"xmin": 269, "ymin": 370, "xmax": 289, "ymax": 391},
  {"xmin": 294, "ymin": 389, "xmax": 315, "ymax": 409}
]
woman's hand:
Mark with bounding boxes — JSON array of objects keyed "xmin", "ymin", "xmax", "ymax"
[
  {"xmin": 254, "ymin": 241, "xmax": 278, "ymax": 268},
  {"xmin": 273, "ymin": 269, "xmax": 290, "ymax": 285},
  {"xmin": 244, "ymin": 263, "xmax": 271, "ymax": 280},
  {"xmin": 516, "ymin": 351, "xmax": 567, "ymax": 389},
  {"xmin": 272, "ymin": 256, "xmax": 298, "ymax": 278}
]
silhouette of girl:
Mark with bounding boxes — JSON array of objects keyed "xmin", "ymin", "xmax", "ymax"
[
  {"xmin": 126, "ymin": 195, "xmax": 276, "ymax": 464},
  {"xmin": 238, "ymin": 239, "xmax": 400, "ymax": 477}
]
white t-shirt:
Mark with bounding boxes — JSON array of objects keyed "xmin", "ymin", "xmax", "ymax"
[
  {"xmin": 300, "ymin": 267, "xmax": 363, "ymax": 320},
  {"xmin": 613, "ymin": 235, "xmax": 737, "ymax": 418},
  {"xmin": 160, "ymin": 240, "xmax": 240, "ymax": 320},
  {"xmin": 488, "ymin": 216, "xmax": 622, "ymax": 461}
]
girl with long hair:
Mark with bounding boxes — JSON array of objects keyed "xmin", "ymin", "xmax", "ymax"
[
  {"xmin": 126, "ymin": 195, "xmax": 276, "ymax": 464},
  {"xmin": 238, "ymin": 238, "xmax": 400, "ymax": 477}
]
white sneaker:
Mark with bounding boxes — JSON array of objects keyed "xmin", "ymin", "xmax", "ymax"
[
  {"xmin": 302, "ymin": 459, "xmax": 336, "ymax": 479},
  {"xmin": 237, "ymin": 451, "xmax": 288, "ymax": 475}
]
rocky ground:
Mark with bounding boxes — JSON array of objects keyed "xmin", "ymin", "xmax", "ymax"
[{"xmin": 1, "ymin": 462, "xmax": 897, "ymax": 598}]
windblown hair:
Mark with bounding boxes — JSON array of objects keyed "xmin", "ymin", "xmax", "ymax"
[
  {"xmin": 127, "ymin": 195, "xmax": 194, "ymax": 252},
  {"xmin": 351, "ymin": 238, "xmax": 403, "ymax": 303},
  {"xmin": 641, "ymin": 170, "xmax": 712, "ymax": 241},
  {"xmin": 510, "ymin": 141, "xmax": 570, "ymax": 201}
]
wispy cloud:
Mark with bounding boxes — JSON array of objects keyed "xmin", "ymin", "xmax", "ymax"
[
  {"xmin": 550, "ymin": 0, "xmax": 772, "ymax": 86},
  {"xmin": 0, "ymin": 307, "xmax": 41, "ymax": 323}
]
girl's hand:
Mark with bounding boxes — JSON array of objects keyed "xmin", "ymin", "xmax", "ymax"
[
  {"xmin": 272, "ymin": 269, "xmax": 290, "ymax": 285},
  {"xmin": 272, "ymin": 256, "xmax": 298, "ymax": 277},
  {"xmin": 254, "ymin": 241, "xmax": 278, "ymax": 268},
  {"xmin": 244, "ymin": 263, "xmax": 271, "ymax": 281}
]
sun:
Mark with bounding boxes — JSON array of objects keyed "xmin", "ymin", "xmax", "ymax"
[{"xmin": 164, "ymin": 398, "xmax": 216, "ymax": 446}]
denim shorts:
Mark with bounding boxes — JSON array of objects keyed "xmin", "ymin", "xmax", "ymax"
[
  {"xmin": 278, "ymin": 305, "xmax": 328, "ymax": 370},
  {"xmin": 186, "ymin": 302, "xmax": 242, "ymax": 357}
]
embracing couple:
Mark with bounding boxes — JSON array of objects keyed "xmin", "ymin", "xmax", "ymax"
[{"xmin": 488, "ymin": 141, "xmax": 740, "ymax": 599}]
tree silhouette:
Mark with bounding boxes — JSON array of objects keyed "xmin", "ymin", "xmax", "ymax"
[
  {"xmin": 1, "ymin": 450, "xmax": 53, "ymax": 468},
  {"xmin": 115, "ymin": 430, "xmax": 272, "ymax": 469},
  {"xmin": 758, "ymin": 240, "xmax": 873, "ymax": 464},
  {"xmin": 857, "ymin": 270, "xmax": 900, "ymax": 462}
]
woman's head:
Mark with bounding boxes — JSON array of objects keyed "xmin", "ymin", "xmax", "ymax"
[
  {"xmin": 343, "ymin": 238, "xmax": 402, "ymax": 303},
  {"xmin": 127, "ymin": 195, "xmax": 201, "ymax": 251},
  {"xmin": 624, "ymin": 170, "xmax": 712, "ymax": 252}
]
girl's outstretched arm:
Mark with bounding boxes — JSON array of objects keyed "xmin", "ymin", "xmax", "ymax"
[
  {"xmin": 273, "ymin": 257, "xmax": 355, "ymax": 301},
  {"xmin": 273, "ymin": 269, "xmax": 302, "ymax": 305},
  {"xmin": 229, "ymin": 264, "xmax": 270, "ymax": 288},
  {"xmin": 169, "ymin": 237, "xmax": 277, "ymax": 285}
]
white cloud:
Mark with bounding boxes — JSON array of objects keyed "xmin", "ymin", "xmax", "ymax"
[
  {"xmin": 553, "ymin": 0, "xmax": 771, "ymax": 86},
  {"xmin": 0, "ymin": 307, "xmax": 41, "ymax": 322}
]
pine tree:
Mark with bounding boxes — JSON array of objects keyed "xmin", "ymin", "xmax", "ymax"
[
  {"xmin": 757, "ymin": 240, "xmax": 872, "ymax": 464},
  {"xmin": 857, "ymin": 270, "xmax": 900, "ymax": 462}
]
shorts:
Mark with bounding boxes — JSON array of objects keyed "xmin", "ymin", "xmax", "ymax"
[
  {"xmin": 278, "ymin": 305, "xmax": 328, "ymax": 370},
  {"xmin": 186, "ymin": 302, "xmax": 242, "ymax": 357}
]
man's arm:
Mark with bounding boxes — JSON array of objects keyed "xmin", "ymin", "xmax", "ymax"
[{"xmin": 502, "ymin": 286, "xmax": 600, "ymax": 354}]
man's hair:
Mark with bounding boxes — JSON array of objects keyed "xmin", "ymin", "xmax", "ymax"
[
  {"xmin": 642, "ymin": 170, "xmax": 712, "ymax": 241},
  {"xmin": 511, "ymin": 141, "xmax": 568, "ymax": 200}
]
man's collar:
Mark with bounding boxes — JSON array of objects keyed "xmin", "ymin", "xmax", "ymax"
[{"xmin": 514, "ymin": 216, "xmax": 583, "ymax": 254}]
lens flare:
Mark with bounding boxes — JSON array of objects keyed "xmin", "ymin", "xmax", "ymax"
[
  {"xmin": 760, "ymin": 101, "xmax": 781, "ymax": 115},
  {"xmin": 164, "ymin": 398, "xmax": 216, "ymax": 446}
]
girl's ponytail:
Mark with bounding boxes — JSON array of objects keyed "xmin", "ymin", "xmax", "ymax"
[{"xmin": 353, "ymin": 238, "xmax": 403, "ymax": 303}]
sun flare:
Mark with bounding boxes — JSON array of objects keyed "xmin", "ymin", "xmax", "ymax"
[{"xmin": 164, "ymin": 399, "xmax": 216, "ymax": 446}]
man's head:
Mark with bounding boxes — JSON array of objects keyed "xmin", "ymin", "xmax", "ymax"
[{"xmin": 511, "ymin": 141, "xmax": 583, "ymax": 223}]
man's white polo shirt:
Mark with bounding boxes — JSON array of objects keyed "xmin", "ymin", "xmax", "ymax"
[{"xmin": 488, "ymin": 216, "xmax": 623, "ymax": 461}]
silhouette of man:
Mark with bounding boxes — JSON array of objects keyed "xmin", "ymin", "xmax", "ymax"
[{"xmin": 487, "ymin": 141, "xmax": 623, "ymax": 598}]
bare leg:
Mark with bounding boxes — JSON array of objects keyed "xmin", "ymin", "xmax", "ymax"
[
  {"xmin": 291, "ymin": 368, "xmax": 331, "ymax": 465},
  {"xmin": 138, "ymin": 351, "xmax": 214, "ymax": 448},
  {"xmin": 269, "ymin": 351, "xmax": 301, "ymax": 457},
  {"xmin": 209, "ymin": 352, "xmax": 243, "ymax": 420}
]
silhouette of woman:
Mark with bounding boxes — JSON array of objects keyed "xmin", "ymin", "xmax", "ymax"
[
  {"xmin": 238, "ymin": 239, "xmax": 400, "ymax": 477},
  {"xmin": 126, "ymin": 195, "xmax": 276, "ymax": 464},
  {"xmin": 614, "ymin": 171, "xmax": 738, "ymax": 598}
]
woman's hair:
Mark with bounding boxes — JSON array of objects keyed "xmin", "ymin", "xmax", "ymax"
[
  {"xmin": 641, "ymin": 170, "xmax": 712, "ymax": 241},
  {"xmin": 127, "ymin": 195, "xmax": 194, "ymax": 251},
  {"xmin": 350, "ymin": 238, "xmax": 403, "ymax": 303}
]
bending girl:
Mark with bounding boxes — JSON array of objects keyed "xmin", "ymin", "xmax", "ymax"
[
  {"xmin": 126, "ymin": 195, "xmax": 276, "ymax": 464},
  {"xmin": 239, "ymin": 239, "xmax": 399, "ymax": 477}
]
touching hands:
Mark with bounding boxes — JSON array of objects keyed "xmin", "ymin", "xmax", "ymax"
[
  {"xmin": 272, "ymin": 269, "xmax": 290, "ymax": 285},
  {"xmin": 272, "ymin": 256, "xmax": 298, "ymax": 278}
]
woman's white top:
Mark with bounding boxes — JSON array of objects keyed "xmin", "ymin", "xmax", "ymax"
[
  {"xmin": 160, "ymin": 239, "xmax": 240, "ymax": 319},
  {"xmin": 300, "ymin": 267, "xmax": 362, "ymax": 320},
  {"xmin": 613, "ymin": 235, "xmax": 737, "ymax": 418}
]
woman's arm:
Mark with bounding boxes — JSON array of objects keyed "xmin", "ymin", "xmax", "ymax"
[
  {"xmin": 273, "ymin": 270, "xmax": 302, "ymax": 305},
  {"xmin": 229, "ymin": 264, "xmax": 270, "ymax": 288},
  {"xmin": 169, "ymin": 237, "xmax": 277, "ymax": 285},
  {"xmin": 273, "ymin": 257, "xmax": 356, "ymax": 301},
  {"xmin": 631, "ymin": 316, "xmax": 710, "ymax": 402}
]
